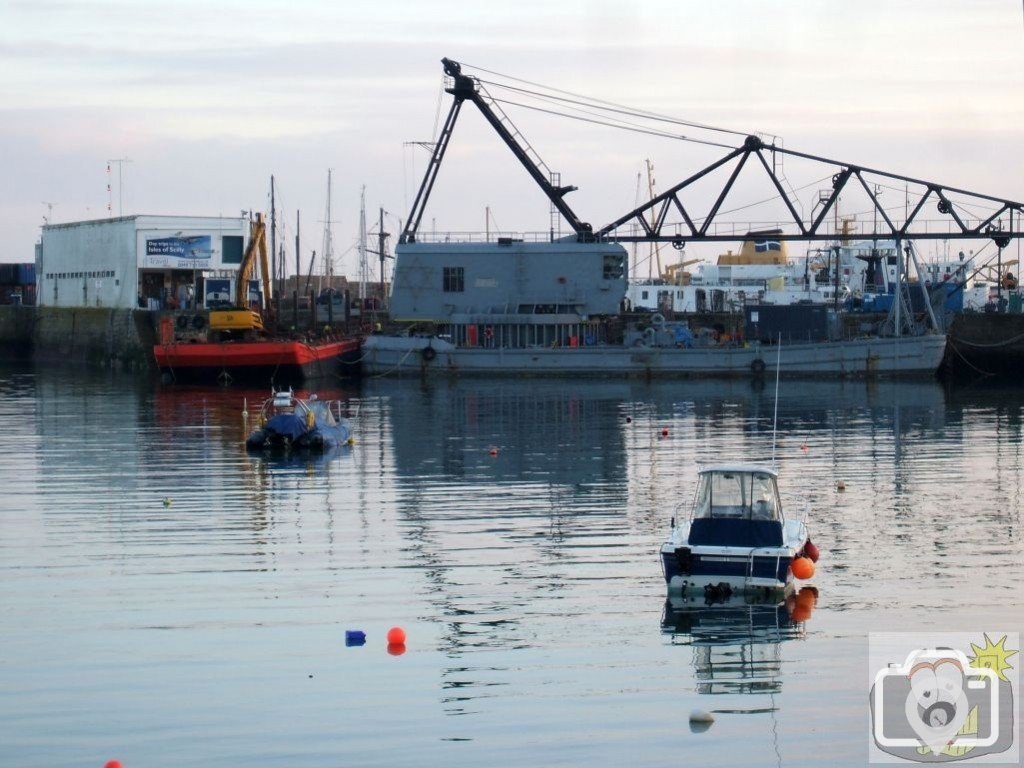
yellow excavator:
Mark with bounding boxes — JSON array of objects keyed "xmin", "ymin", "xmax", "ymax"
[{"xmin": 209, "ymin": 214, "xmax": 272, "ymax": 334}]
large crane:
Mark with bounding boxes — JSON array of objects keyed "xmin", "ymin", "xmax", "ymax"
[
  {"xmin": 401, "ymin": 58, "xmax": 592, "ymax": 244},
  {"xmin": 403, "ymin": 58, "xmax": 1024, "ymax": 252},
  {"xmin": 597, "ymin": 135, "xmax": 1024, "ymax": 247}
]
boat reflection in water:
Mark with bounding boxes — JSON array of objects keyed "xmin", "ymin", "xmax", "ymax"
[
  {"xmin": 662, "ymin": 588, "xmax": 817, "ymax": 706},
  {"xmin": 245, "ymin": 440, "xmax": 352, "ymax": 470}
]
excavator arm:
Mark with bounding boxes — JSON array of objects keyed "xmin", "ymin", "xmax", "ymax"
[
  {"xmin": 209, "ymin": 214, "xmax": 267, "ymax": 333},
  {"xmin": 235, "ymin": 214, "xmax": 267, "ymax": 307}
]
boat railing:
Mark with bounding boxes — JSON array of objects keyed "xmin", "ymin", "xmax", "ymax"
[
  {"xmin": 405, "ymin": 231, "xmax": 556, "ymax": 244},
  {"xmin": 258, "ymin": 390, "xmax": 314, "ymax": 424},
  {"xmin": 785, "ymin": 499, "xmax": 809, "ymax": 524}
]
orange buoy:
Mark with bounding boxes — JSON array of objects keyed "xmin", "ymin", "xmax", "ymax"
[
  {"xmin": 789, "ymin": 588, "xmax": 817, "ymax": 622},
  {"xmin": 790, "ymin": 556, "xmax": 815, "ymax": 580},
  {"xmin": 387, "ymin": 626, "xmax": 406, "ymax": 645}
]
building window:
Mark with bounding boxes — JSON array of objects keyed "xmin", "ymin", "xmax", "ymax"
[
  {"xmin": 223, "ymin": 235, "xmax": 243, "ymax": 265},
  {"xmin": 443, "ymin": 266, "xmax": 464, "ymax": 293}
]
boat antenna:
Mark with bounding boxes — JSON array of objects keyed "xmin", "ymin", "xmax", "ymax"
[{"xmin": 770, "ymin": 333, "xmax": 782, "ymax": 468}]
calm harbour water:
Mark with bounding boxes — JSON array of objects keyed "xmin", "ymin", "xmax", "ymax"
[{"xmin": 0, "ymin": 366, "xmax": 1021, "ymax": 767}]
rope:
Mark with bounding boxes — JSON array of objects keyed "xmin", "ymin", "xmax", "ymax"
[
  {"xmin": 946, "ymin": 338, "xmax": 995, "ymax": 377},
  {"xmin": 371, "ymin": 345, "xmax": 417, "ymax": 378},
  {"xmin": 952, "ymin": 329, "xmax": 1024, "ymax": 349},
  {"xmin": 159, "ymin": 329, "xmax": 177, "ymax": 382}
]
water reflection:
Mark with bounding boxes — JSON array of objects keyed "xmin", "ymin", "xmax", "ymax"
[
  {"xmin": 361, "ymin": 376, "xmax": 956, "ymax": 686},
  {"xmin": 662, "ymin": 590, "xmax": 816, "ymax": 703},
  {"xmin": 7, "ymin": 364, "xmax": 1024, "ymax": 767}
]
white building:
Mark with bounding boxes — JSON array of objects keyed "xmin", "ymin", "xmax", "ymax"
[{"xmin": 38, "ymin": 215, "xmax": 254, "ymax": 310}]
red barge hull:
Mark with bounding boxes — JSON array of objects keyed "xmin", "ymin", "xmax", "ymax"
[{"xmin": 154, "ymin": 338, "xmax": 361, "ymax": 384}]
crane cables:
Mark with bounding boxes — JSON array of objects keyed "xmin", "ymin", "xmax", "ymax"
[{"xmin": 459, "ymin": 60, "xmax": 769, "ymax": 152}]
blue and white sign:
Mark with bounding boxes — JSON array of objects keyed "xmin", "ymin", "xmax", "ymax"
[
  {"xmin": 205, "ymin": 278, "xmax": 232, "ymax": 309},
  {"xmin": 146, "ymin": 235, "xmax": 212, "ymax": 259}
]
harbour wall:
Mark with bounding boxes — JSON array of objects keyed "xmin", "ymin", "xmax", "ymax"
[
  {"xmin": 0, "ymin": 305, "xmax": 35, "ymax": 359},
  {"xmin": 0, "ymin": 305, "xmax": 157, "ymax": 370}
]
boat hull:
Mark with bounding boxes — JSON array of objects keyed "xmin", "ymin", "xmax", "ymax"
[
  {"xmin": 946, "ymin": 313, "xmax": 1024, "ymax": 377},
  {"xmin": 245, "ymin": 423, "xmax": 351, "ymax": 452},
  {"xmin": 661, "ymin": 546, "xmax": 795, "ymax": 597},
  {"xmin": 154, "ymin": 339, "xmax": 361, "ymax": 385},
  {"xmin": 361, "ymin": 334, "xmax": 946, "ymax": 378}
]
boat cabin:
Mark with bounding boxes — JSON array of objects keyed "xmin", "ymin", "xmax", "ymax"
[{"xmin": 688, "ymin": 464, "xmax": 784, "ymax": 548}]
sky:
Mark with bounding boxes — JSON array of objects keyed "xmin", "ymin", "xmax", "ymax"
[{"xmin": 2, "ymin": 0, "xmax": 1023, "ymax": 276}]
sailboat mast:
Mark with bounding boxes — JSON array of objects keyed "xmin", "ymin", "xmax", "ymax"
[
  {"xmin": 326, "ymin": 171, "xmax": 333, "ymax": 285},
  {"xmin": 295, "ymin": 210, "xmax": 301, "ymax": 308},
  {"xmin": 378, "ymin": 206, "xmax": 387, "ymax": 307},
  {"xmin": 358, "ymin": 186, "xmax": 368, "ymax": 302},
  {"xmin": 319, "ymin": 169, "xmax": 334, "ymax": 296},
  {"xmin": 270, "ymin": 175, "xmax": 277, "ymax": 308}
]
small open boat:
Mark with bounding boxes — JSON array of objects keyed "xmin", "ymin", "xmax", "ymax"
[
  {"xmin": 660, "ymin": 464, "xmax": 818, "ymax": 599},
  {"xmin": 245, "ymin": 389, "xmax": 352, "ymax": 451}
]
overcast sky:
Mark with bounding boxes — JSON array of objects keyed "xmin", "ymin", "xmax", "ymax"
[{"xmin": 2, "ymin": 0, "xmax": 1023, "ymax": 275}]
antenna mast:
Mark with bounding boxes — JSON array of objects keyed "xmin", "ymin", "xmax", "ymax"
[{"xmin": 106, "ymin": 158, "xmax": 131, "ymax": 217}]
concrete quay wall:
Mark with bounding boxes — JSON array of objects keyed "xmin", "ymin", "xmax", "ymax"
[{"xmin": 0, "ymin": 305, "xmax": 157, "ymax": 370}]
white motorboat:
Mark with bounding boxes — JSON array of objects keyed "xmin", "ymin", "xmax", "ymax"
[{"xmin": 659, "ymin": 463, "xmax": 818, "ymax": 598}]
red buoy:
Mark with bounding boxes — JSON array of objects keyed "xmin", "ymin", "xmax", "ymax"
[
  {"xmin": 105, "ymin": 761, "xmax": 123, "ymax": 768},
  {"xmin": 387, "ymin": 643, "xmax": 406, "ymax": 656},
  {"xmin": 387, "ymin": 626, "xmax": 406, "ymax": 645},
  {"xmin": 661, "ymin": 428, "xmax": 669, "ymax": 437},
  {"xmin": 803, "ymin": 539, "xmax": 820, "ymax": 563}
]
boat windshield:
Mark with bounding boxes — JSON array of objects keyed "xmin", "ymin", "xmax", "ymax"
[
  {"xmin": 693, "ymin": 471, "xmax": 781, "ymax": 521},
  {"xmin": 309, "ymin": 400, "xmax": 337, "ymax": 426}
]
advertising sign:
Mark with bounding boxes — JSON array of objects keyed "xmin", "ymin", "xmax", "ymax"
[
  {"xmin": 205, "ymin": 278, "xmax": 232, "ymax": 309},
  {"xmin": 145, "ymin": 235, "xmax": 212, "ymax": 260}
]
